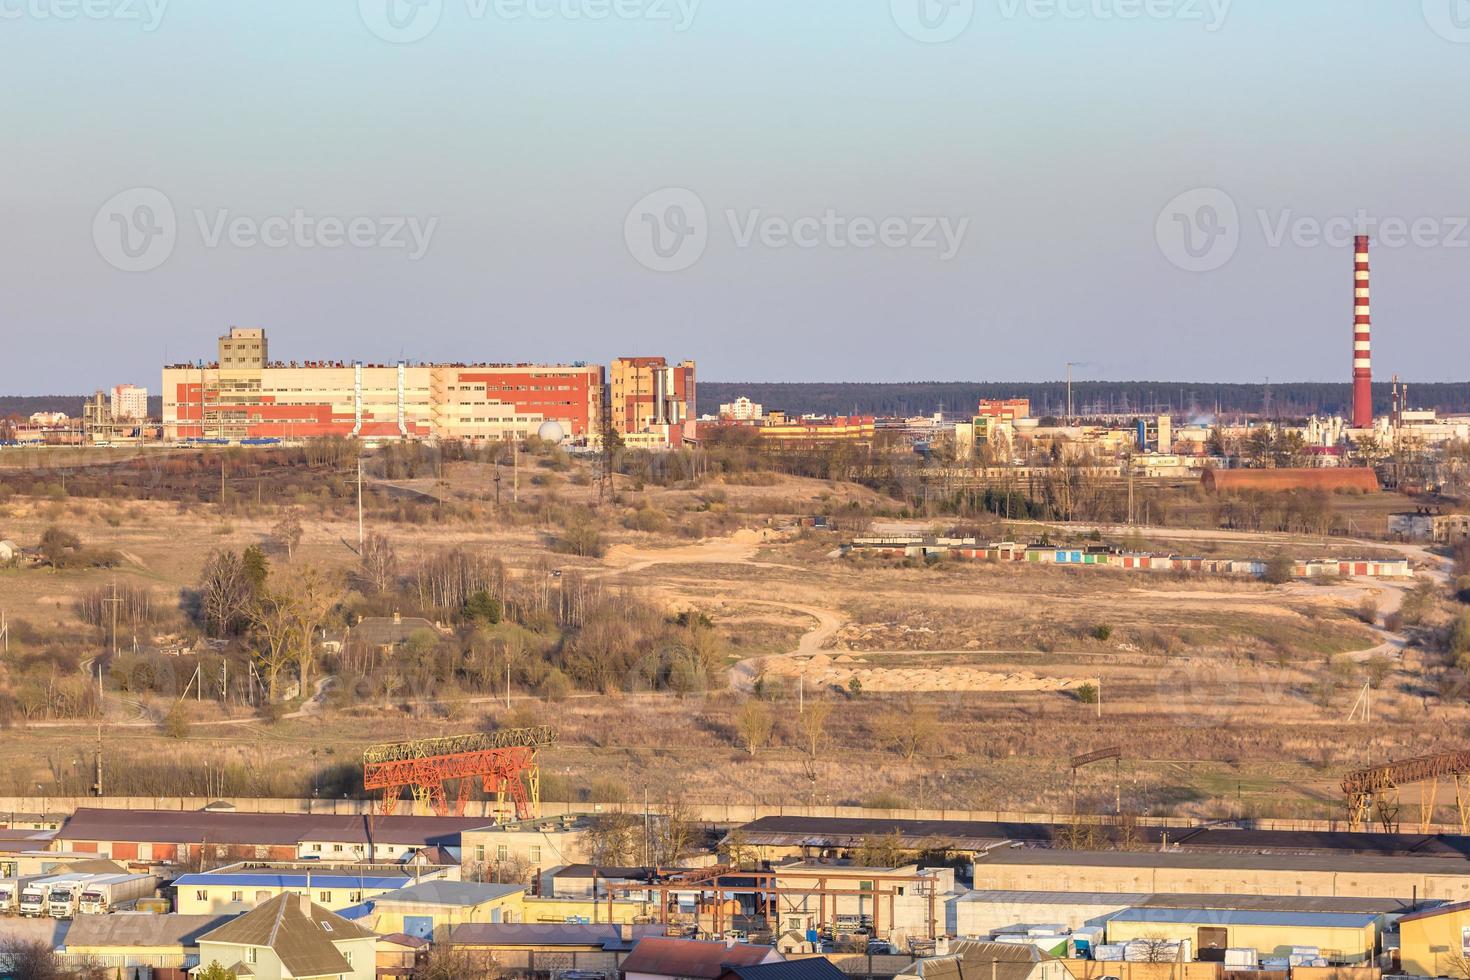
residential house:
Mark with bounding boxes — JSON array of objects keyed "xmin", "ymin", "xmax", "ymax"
[{"xmin": 193, "ymin": 892, "xmax": 376, "ymax": 980}]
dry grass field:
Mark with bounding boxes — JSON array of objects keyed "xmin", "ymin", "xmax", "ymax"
[{"xmin": 0, "ymin": 447, "xmax": 1464, "ymax": 825}]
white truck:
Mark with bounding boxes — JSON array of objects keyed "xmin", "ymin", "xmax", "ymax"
[
  {"xmin": 20, "ymin": 874, "xmax": 74, "ymax": 917},
  {"xmin": 0, "ymin": 876, "xmax": 50, "ymax": 915},
  {"xmin": 76, "ymin": 873, "xmax": 159, "ymax": 915},
  {"xmin": 47, "ymin": 875, "xmax": 95, "ymax": 919}
]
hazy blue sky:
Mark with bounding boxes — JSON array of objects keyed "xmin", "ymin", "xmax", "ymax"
[{"xmin": 2, "ymin": 0, "xmax": 1467, "ymax": 393}]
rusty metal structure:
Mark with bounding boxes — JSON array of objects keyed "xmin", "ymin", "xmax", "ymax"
[
  {"xmin": 363, "ymin": 727, "xmax": 557, "ymax": 819},
  {"xmin": 1343, "ymin": 751, "xmax": 1470, "ymax": 833},
  {"xmin": 600, "ymin": 865, "xmax": 939, "ymax": 941}
]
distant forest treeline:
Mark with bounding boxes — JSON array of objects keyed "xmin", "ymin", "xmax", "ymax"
[
  {"xmin": 0, "ymin": 395, "xmax": 164, "ymax": 419},
  {"xmin": 7, "ymin": 384, "xmax": 1470, "ymax": 425},
  {"xmin": 697, "ymin": 381, "xmax": 1470, "ymax": 421}
]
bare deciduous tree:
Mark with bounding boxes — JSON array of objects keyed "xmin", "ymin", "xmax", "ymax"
[
  {"xmin": 199, "ymin": 550, "xmax": 251, "ymax": 637},
  {"xmin": 271, "ymin": 510, "xmax": 304, "ymax": 560},
  {"xmin": 356, "ymin": 532, "xmax": 398, "ymax": 594},
  {"xmin": 736, "ymin": 699, "xmax": 774, "ymax": 756},
  {"xmin": 248, "ymin": 589, "xmax": 298, "ymax": 702},
  {"xmin": 877, "ymin": 698, "xmax": 940, "ymax": 761}
]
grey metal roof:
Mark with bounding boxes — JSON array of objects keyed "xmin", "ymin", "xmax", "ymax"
[
  {"xmin": 975, "ymin": 849, "xmax": 1470, "ymax": 874},
  {"xmin": 956, "ymin": 890, "xmax": 1150, "ymax": 906},
  {"xmin": 371, "ymin": 881, "xmax": 524, "ymax": 907},
  {"xmin": 64, "ymin": 914, "xmax": 235, "ymax": 949},
  {"xmin": 954, "ymin": 890, "xmax": 1432, "ymax": 915},
  {"xmin": 1109, "ymin": 907, "xmax": 1379, "ymax": 928}
]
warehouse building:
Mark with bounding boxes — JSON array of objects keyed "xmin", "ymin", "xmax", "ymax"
[
  {"xmin": 57, "ymin": 808, "xmax": 483, "ymax": 865},
  {"xmin": 1104, "ymin": 907, "xmax": 1379, "ymax": 964},
  {"xmin": 970, "ymin": 850, "xmax": 1470, "ymax": 901},
  {"xmin": 1396, "ymin": 901, "xmax": 1470, "ymax": 977},
  {"xmin": 950, "ymin": 890, "xmax": 1423, "ymax": 945},
  {"xmin": 172, "ymin": 862, "xmax": 455, "ymax": 914},
  {"xmin": 345, "ymin": 880, "xmax": 526, "ymax": 940},
  {"xmin": 725, "ymin": 816, "xmax": 1470, "ymax": 865}
]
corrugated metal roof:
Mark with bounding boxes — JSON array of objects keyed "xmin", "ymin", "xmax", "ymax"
[
  {"xmin": 371, "ymin": 881, "xmax": 524, "ymax": 908},
  {"xmin": 976, "ymin": 849, "xmax": 1470, "ymax": 873},
  {"xmin": 734, "ymin": 816, "xmax": 1470, "ymax": 860},
  {"xmin": 1110, "ymin": 907, "xmax": 1379, "ymax": 928},
  {"xmin": 448, "ymin": 923, "xmax": 666, "ymax": 951},
  {"xmin": 63, "ymin": 914, "xmax": 233, "ymax": 948},
  {"xmin": 60, "ymin": 808, "xmax": 484, "ymax": 848},
  {"xmin": 619, "ymin": 937, "xmax": 776, "ymax": 978},
  {"xmin": 956, "ymin": 890, "xmax": 1150, "ymax": 906},
  {"xmin": 173, "ymin": 873, "xmax": 412, "ymax": 889},
  {"xmin": 726, "ymin": 959, "xmax": 850, "ymax": 980}
]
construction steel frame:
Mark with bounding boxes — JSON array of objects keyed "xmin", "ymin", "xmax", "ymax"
[
  {"xmin": 363, "ymin": 727, "xmax": 557, "ymax": 819},
  {"xmin": 601, "ymin": 865, "xmax": 938, "ymax": 941},
  {"xmin": 1343, "ymin": 751, "xmax": 1470, "ymax": 833}
]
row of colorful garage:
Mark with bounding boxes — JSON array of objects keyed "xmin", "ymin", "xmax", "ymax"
[{"xmin": 847, "ymin": 539, "xmax": 1412, "ymax": 579}]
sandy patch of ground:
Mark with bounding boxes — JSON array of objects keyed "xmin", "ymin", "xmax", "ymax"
[{"xmin": 751, "ymin": 652, "xmax": 1086, "ymax": 693}]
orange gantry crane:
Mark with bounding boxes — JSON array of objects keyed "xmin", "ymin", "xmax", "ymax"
[
  {"xmin": 363, "ymin": 726, "xmax": 557, "ymax": 820},
  {"xmin": 1342, "ymin": 750, "xmax": 1470, "ymax": 833}
]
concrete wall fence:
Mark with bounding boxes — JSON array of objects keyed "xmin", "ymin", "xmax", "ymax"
[{"xmin": 1, "ymin": 798, "xmax": 1455, "ymax": 836}]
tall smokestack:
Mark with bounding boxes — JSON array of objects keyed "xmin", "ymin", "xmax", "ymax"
[{"xmin": 1352, "ymin": 235, "xmax": 1373, "ymax": 428}]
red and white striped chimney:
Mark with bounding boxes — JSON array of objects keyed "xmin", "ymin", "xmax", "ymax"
[{"xmin": 1352, "ymin": 235, "xmax": 1373, "ymax": 428}]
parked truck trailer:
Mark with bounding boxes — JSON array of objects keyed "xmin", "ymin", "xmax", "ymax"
[{"xmin": 76, "ymin": 873, "xmax": 159, "ymax": 915}]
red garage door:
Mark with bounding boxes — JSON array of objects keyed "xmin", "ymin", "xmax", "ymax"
[{"xmin": 112, "ymin": 842, "xmax": 140, "ymax": 861}]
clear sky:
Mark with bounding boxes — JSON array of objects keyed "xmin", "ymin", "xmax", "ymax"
[{"xmin": 1, "ymin": 0, "xmax": 1467, "ymax": 393}]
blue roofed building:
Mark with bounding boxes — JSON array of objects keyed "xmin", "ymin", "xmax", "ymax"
[{"xmin": 172, "ymin": 862, "xmax": 456, "ymax": 915}]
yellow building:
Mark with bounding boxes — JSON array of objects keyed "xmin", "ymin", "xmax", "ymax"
[
  {"xmin": 1397, "ymin": 902, "xmax": 1470, "ymax": 977},
  {"xmin": 972, "ymin": 851, "xmax": 1470, "ymax": 902},
  {"xmin": 361, "ymin": 881, "xmax": 527, "ymax": 941},
  {"xmin": 462, "ymin": 816, "xmax": 592, "ymax": 874},
  {"xmin": 1105, "ymin": 907, "xmax": 1379, "ymax": 964},
  {"xmin": 609, "ymin": 356, "xmax": 696, "ymax": 446}
]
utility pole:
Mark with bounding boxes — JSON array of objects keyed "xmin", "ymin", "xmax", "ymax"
[
  {"xmin": 513, "ymin": 441, "xmax": 519, "ymax": 504},
  {"xmin": 1066, "ymin": 363, "xmax": 1082, "ymax": 424},
  {"xmin": 94, "ymin": 725, "xmax": 103, "ymax": 797},
  {"xmin": 357, "ymin": 458, "xmax": 365, "ymax": 550}
]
